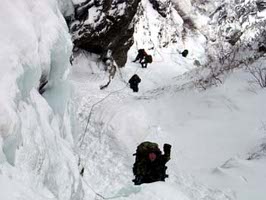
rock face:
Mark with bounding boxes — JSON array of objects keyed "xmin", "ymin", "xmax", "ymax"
[
  {"xmin": 70, "ymin": 0, "xmax": 141, "ymax": 67},
  {"xmin": 148, "ymin": 0, "xmax": 168, "ymax": 17}
]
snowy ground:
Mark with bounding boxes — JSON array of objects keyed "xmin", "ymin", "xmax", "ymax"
[
  {"xmin": 69, "ymin": 45, "xmax": 266, "ymax": 200},
  {"xmin": 1, "ymin": 0, "xmax": 266, "ymax": 200}
]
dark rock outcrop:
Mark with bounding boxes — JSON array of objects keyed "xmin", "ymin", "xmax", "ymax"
[
  {"xmin": 70, "ymin": 0, "xmax": 141, "ymax": 67},
  {"xmin": 148, "ymin": 0, "xmax": 168, "ymax": 18},
  {"xmin": 256, "ymin": 0, "xmax": 266, "ymax": 12}
]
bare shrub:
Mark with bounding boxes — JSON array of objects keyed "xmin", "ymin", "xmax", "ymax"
[
  {"xmin": 195, "ymin": 70, "xmax": 223, "ymax": 90},
  {"xmin": 247, "ymin": 65, "xmax": 266, "ymax": 88},
  {"xmin": 247, "ymin": 143, "xmax": 266, "ymax": 160}
]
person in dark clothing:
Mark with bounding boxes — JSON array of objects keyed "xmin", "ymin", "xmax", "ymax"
[
  {"xmin": 181, "ymin": 49, "xmax": 189, "ymax": 57},
  {"xmin": 133, "ymin": 142, "xmax": 171, "ymax": 185},
  {"xmin": 133, "ymin": 49, "xmax": 147, "ymax": 63},
  {"xmin": 129, "ymin": 74, "xmax": 141, "ymax": 92},
  {"xmin": 140, "ymin": 55, "xmax": 152, "ymax": 68}
]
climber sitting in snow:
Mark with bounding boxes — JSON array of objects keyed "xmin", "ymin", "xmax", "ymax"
[
  {"xmin": 133, "ymin": 49, "xmax": 148, "ymax": 63},
  {"xmin": 132, "ymin": 141, "xmax": 171, "ymax": 185}
]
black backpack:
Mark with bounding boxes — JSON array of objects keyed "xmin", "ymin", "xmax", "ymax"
[
  {"xmin": 181, "ymin": 49, "xmax": 189, "ymax": 57},
  {"xmin": 138, "ymin": 49, "xmax": 145, "ymax": 53},
  {"xmin": 146, "ymin": 55, "xmax": 153, "ymax": 63}
]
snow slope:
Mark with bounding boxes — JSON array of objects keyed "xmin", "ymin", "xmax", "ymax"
[
  {"xmin": 69, "ymin": 2, "xmax": 266, "ymax": 199},
  {"xmin": 1, "ymin": 0, "xmax": 266, "ymax": 200},
  {"xmin": 70, "ymin": 47, "xmax": 266, "ymax": 200}
]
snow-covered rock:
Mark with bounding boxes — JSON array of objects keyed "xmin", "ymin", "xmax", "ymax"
[{"xmin": 70, "ymin": 0, "xmax": 141, "ymax": 67}]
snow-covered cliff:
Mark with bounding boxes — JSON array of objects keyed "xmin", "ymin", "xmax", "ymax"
[
  {"xmin": 0, "ymin": 1, "xmax": 84, "ymax": 200},
  {"xmin": 69, "ymin": 0, "xmax": 141, "ymax": 67}
]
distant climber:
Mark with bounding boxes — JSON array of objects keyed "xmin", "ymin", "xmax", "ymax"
[
  {"xmin": 181, "ymin": 49, "xmax": 189, "ymax": 57},
  {"xmin": 140, "ymin": 54, "xmax": 153, "ymax": 68},
  {"xmin": 128, "ymin": 74, "xmax": 141, "ymax": 92},
  {"xmin": 132, "ymin": 141, "xmax": 171, "ymax": 185},
  {"xmin": 69, "ymin": 54, "xmax": 74, "ymax": 65},
  {"xmin": 133, "ymin": 49, "xmax": 148, "ymax": 63}
]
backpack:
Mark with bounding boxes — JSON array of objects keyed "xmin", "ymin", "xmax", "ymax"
[
  {"xmin": 146, "ymin": 55, "xmax": 153, "ymax": 63},
  {"xmin": 181, "ymin": 49, "xmax": 188, "ymax": 57},
  {"xmin": 138, "ymin": 49, "xmax": 148, "ymax": 56},
  {"xmin": 138, "ymin": 49, "xmax": 145, "ymax": 53},
  {"xmin": 129, "ymin": 74, "xmax": 141, "ymax": 84}
]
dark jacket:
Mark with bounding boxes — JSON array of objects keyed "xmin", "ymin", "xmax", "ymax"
[{"xmin": 129, "ymin": 74, "xmax": 141, "ymax": 92}]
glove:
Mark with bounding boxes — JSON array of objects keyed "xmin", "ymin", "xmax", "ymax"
[
  {"xmin": 163, "ymin": 143, "xmax": 172, "ymax": 154},
  {"xmin": 133, "ymin": 176, "xmax": 143, "ymax": 185}
]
